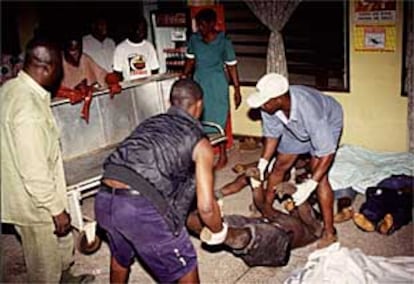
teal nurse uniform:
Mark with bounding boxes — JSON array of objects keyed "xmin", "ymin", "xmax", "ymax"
[{"xmin": 186, "ymin": 32, "xmax": 237, "ymax": 130}]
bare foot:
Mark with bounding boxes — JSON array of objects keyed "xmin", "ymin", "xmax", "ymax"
[{"xmin": 316, "ymin": 229, "xmax": 338, "ymax": 249}]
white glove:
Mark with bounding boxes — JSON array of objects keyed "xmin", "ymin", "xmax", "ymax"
[
  {"xmin": 292, "ymin": 179, "xmax": 318, "ymax": 206},
  {"xmin": 200, "ymin": 222, "xmax": 228, "ymax": 245},
  {"xmin": 250, "ymin": 177, "xmax": 261, "ymax": 189},
  {"xmin": 257, "ymin": 158, "xmax": 269, "ymax": 181}
]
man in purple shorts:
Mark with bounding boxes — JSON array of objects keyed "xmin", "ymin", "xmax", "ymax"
[
  {"xmin": 246, "ymin": 73, "xmax": 344, "ymax": 249},
  {"xmin": 94, "ymin": 79, "xmax": 226, "ymax": 283}
]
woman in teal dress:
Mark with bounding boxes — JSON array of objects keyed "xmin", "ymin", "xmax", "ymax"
[{"xmin": 182, "ymin": 8, "xmax": 241, "ymax": 169}]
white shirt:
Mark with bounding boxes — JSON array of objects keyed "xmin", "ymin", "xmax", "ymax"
[
  {"xmin": 113, "ymin": 39, "xmax": 160, "ymax": 81},
  {"xmin": 82, "ymin": 34, "xmax": 116, "ymax": 72}
]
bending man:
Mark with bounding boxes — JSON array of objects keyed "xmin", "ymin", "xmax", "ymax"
[
  {"xmin": 246, "ymin": 73, "xmax": 343, "ymax": 248},
  {"xmin": 95, "ymin": 79, "xmax": 225, "ymax": 283}
]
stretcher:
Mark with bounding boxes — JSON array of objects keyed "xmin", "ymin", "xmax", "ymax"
[{"xmin": 54, "ymin": 74, "xmax": 227, "ymax": 254}]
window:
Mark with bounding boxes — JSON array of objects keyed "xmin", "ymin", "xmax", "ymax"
[
  {"xmin": 222, "ymin": 0, "xmax": 349, "ymax": 92},
  {"xmin": 222, "ymin": 1, "xmax": 269, "ymax": 85}
]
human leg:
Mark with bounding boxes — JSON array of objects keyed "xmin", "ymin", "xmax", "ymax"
[
  {"xmin": 214, "ymin": 143, "xmax": 228, "ymax": 170},
  {"xmin": 315, "ymin": 175, "xmax": 337, "ymax": 248},
  {"xmin": 110, "ymin": 194, "xmax": 197, "ymax": 283},
  {"xmin": 14, "ymin": 223, "xmax": 71, "ymax": 283},
  {"xmin": 178, "ymin": 266, "xmax": 199, "ymax": 284},
  {"xmin": 110, "ymin": 256, "xmax": 130, "ymax": 284},
  {"xmin": 220, "ymin": 174, "xmax": 248, "ymax": 197},
  {"xmin": 95, "ymin": 191, "xmax": 134, "ymax": 283}
]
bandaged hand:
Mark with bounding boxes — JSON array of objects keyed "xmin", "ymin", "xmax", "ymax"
[
  {"xmin": 292, "ymin": 179, "xmax": 318, "ymax": 206},
  {"xmin": 200, "ymin": 222, "xmax": 228, "ymax": 245}
]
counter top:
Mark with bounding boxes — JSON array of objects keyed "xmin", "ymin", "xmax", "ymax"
[{"xmin": 51, "ymin": 73, "xmax": 179, "ymax": 107}]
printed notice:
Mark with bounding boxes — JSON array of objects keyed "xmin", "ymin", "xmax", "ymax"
[{"xmin": 355, "ymin": 0, "xmax": 396, "ymax": 24}]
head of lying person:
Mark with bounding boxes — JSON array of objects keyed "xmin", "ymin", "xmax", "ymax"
[{"xmin": 169, "ymin": 78, "xmax": 204, "ymax": 119}]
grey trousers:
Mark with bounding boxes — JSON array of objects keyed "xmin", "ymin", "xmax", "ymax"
[{"xmin": 15, "ymin": 222, "xmax": 74, "ymax": 283}]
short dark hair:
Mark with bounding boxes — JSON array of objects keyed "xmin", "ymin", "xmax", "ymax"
[
  {"xmin": 195, "ymin": 8, "xmax": 217, "ymax": 24},
  {"xmin": 24, "ymin": 37, "xmax": 61, "ymax": 69},
  {"xmin": 170, "ymin": 79, "xmax": 203, "ymax": 109},
  {"xmin": 62, "ymin": 31, "xmax": 82, "ymax": 50}
]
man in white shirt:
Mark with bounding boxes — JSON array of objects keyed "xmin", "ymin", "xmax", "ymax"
[
  {"xmin": 113, "ymin": 17, "xmax": 159, "ymax": 81},
  {"xmin": 83, "ymin": 17, "xmax": 116, "ymax": 72}
]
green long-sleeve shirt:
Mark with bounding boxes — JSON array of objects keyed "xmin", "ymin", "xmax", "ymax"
[{"xmin": 1, "ymin": 71, "xmax": 68, "ymax": 225}]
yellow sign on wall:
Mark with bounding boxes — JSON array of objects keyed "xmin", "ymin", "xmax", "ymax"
[
  {"xmin": 353, "ymin": 0, "xmax": 397, "ymax": 52},
  {"xmin": 353, "ymin": 25, "xmax": 396, "ymax": 52}
]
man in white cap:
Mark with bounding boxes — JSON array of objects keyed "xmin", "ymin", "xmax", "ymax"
[{"xmin": 246, "ymin": 73, "xmax": 343, "ymax": 248}]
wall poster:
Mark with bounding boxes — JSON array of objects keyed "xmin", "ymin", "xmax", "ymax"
[{"xmin": 353, "ymin": 0, "xmax": 397, "ymax": 52}]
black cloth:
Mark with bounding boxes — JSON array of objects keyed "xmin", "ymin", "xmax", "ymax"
[
  {"xmin": 224, "ymin": 215, "xmax": 291, "ymax": 267},
  {"xmin": 360, "ymin": 174, "xmax": 413, "ymax": 234},
  {"xmin": 103, "ymin": 106, "xmax": 206, "ymax": 235}
]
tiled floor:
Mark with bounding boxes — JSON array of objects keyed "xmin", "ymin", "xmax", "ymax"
[{"xmin": 2, "ymin": 145, "xmax": 413, "ymax": 283}]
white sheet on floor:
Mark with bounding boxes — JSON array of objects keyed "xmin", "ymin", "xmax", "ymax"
[
  {"xmin": 329, "ymin": 144, "xmax": 414, "ymax": 194},
  {"xmin": 284, "ymin": 243, "xmax": 414, "ymax": 284}
]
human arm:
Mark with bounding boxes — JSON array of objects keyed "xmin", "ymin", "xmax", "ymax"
[
  {"xmin": 225, "ymin": 64, "xmax": 241, "ymax": 109},
  {"xmin": 181, "ymin": 36, "xmax": 195, "ymax": 79},
  {"xmin": 112, "ymin": 46, "xmax": 125, "ymax": 81},
  {"xmin": 13, "ymin": 108, "xmax": 71, "ymax": 235},
  {"xmin": 193, "ymin": 138, "xmax": 223, "ymax": 233},
  {"xmin": 256, "ymin": 110, "xmax": 283, "ymax": 180},
  {"xmin": 224, "ymin": 36, "xmax": 241, "ymax": 109},
  {"xmin": 181, "ymin": 58, "xmax": 195, "ymax": 79},
  {"xmin": 291, "ymin": 153, "xmax": 335, "ymax": 206},
  {"xmin": 147, "ymin": 42, "xmax": 160, "ymax": 76}
]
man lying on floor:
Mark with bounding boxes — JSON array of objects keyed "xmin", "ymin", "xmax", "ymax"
[{"xmin": 185, "ymin": 177, "xmax": 323, "ymax": 267}]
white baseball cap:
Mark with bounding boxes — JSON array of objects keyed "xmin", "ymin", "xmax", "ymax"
[{"xmin": 247, "ymin": 73, "xmax": 289, "ymax": 108}]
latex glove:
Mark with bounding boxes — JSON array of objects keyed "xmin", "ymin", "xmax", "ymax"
[
  {"xmin": 292, "ymin": 179, "xmax": 318, "ymax": 206},
  {"xmin": 257, "ymin": 158, "xmax": 269, "ymax": 181},
  {"xmin": 250, "ymin": 177, "xmax": 261, "ymax": 189},
  {"xmin": 200, "ymin": 222, "xmax": 228, "ymax": 245}
]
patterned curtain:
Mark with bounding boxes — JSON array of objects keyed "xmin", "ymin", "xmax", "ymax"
[
  {"xmin": 406, "ymin": 1, "xmax": 414, "ymax": 153},
  {"xmin": 244, "ymin": 0, "xmax": 301, "ymax": 77}
]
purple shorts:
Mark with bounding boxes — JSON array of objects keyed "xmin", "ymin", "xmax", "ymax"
[{"xmin": 94, "ymin": 189, "xmax": 197, "ymax": 283}]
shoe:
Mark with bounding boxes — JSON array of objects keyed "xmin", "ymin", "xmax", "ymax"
[
  {"xmin": 353, "ymin": 212, "xmax": 375, "ymax": 232},
  {"xmin": 60, "ymin": 269, "xmax": 95, "ymax": 284},
  {"xmin": 378, "ymin": 213, "xmax": 394, "ymax": 235},
  {"xmin": 334, "ymin": 207, "xmax": 354, "ymax": 223},
  {"xmin": 316, "ymin": 228, "xmax": 337, "ymax": 249}
]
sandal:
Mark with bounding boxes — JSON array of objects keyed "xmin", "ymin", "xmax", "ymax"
[
  {"xmin": 378, "ymin": 213, "xmax": 394, "ymax": 235},
  {"xmin": 334, "ymin": 207, "xmax": 354, "ymax": 223},
  {"xmin": 353, "ymin": 212, "xmax": 375, "ymax": 232}
]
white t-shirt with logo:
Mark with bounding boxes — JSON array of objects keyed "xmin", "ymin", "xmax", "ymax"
[{"xmin": 113, "ymin": 39, "xmax": 160, "ymax": 81}]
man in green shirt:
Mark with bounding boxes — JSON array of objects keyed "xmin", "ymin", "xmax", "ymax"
[{"xmin": 0, "ymin": 38, "xmax": 94, "ymax": 283}]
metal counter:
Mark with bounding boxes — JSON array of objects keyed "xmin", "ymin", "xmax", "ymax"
[{"xmin": 52, "ymin": 73, "xmax": 177, "ymax": 162}]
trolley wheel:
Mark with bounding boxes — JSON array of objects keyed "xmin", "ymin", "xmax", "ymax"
[{"xmin": 77, "ymin": 231, "xmax": 101, "ymax": 255}]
